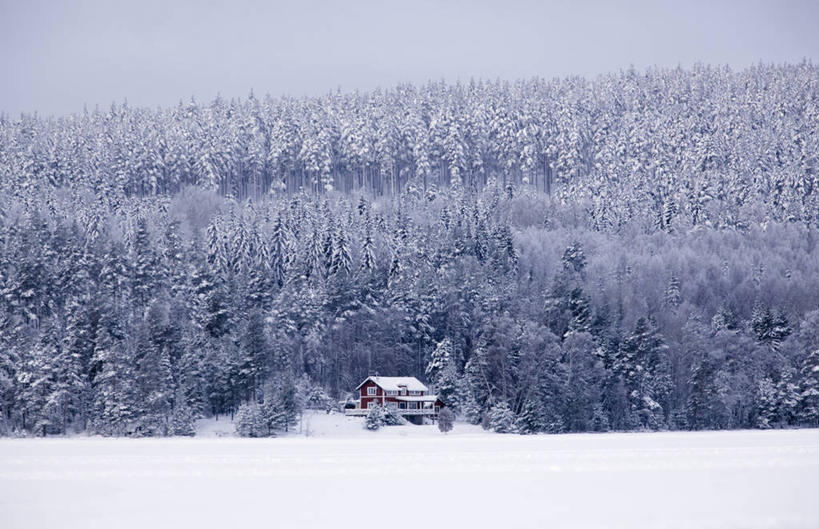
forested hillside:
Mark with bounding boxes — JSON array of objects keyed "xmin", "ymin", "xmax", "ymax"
[
  {"xmin": 0, "ymin": 64, "xmax": 817, "ymax": 436},
  {"xmin": 2, "ymin": 63, "xmax": 817, "ymax": 223}
]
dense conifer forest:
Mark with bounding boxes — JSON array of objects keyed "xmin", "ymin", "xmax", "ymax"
[{"xmin": 0, "ymin": 64, "xmax": 817, "ymax": 436}]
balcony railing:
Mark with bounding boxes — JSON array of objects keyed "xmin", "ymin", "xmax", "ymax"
[{"xmin": 344, "ymin": 408, "xmax": 437, "ymax": 416}]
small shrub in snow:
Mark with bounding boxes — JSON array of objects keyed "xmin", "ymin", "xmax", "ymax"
[
  {"xmin": 382, "ymin": 407, "xmax": 407, "ymax": 426},
  {"xmin": 437, "ymin": 408, "xmax": 455, "ymax": 433}
]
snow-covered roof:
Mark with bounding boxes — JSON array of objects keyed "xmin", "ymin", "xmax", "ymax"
[
  {"xmin": 355, "ymin": 376, "xmax": 428, "ymax": 392},
  {"xmin": 395, "ymin": 395, "xmax": 440, "ymax": 402}
]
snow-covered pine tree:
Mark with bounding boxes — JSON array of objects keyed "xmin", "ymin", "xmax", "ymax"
[
  {"xmin": 798, "ymin": 349, "xmax": 819, "ymax": 426},
  {"xmin": 263, "ymin": 375, "xmax": 299, "ymax": 433},
  {"xmin": 665, "ymin": 273, "xmax": 682, "ymax": 310},
  {"xmin": 488, "ymin": 401, "xmax": 517, "ymax": 433},
  {"xmin": 425, "ymin": 338, "xmax": 453, "ymax": 387},
  {"xmin": 134, "ymin": 298, "xmax": 175, "ymax": 436},
  {"xmin": 755, "ymin": 377, "xmax": 780, "ymax": 429},
  {"xmin": 615, "ymin": 317, "xmax": 670, "ymax": 430},
  {"xmin": 171, "ymin": 387, "xmax": 196, "ymax": 436},
  {"xmin": 686, "ymin": 353, "xmax": 723, "ymax": 430},
  {"xmin": 365, "ymin": 403, "xmax": 385, "ymax": 431},
  {"xmin": 91, "ymin": 309, "xmax": 136, "ymax": 436},
  {"xmin": 235, "ymin": 401, "xmax": 266, "ymax": 437}
]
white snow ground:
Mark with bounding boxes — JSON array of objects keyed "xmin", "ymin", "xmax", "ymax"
[{"xmin": 1, "ymin": 413, "xmax": 818, "ymax": 529}]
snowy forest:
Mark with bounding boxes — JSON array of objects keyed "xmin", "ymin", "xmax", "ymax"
[{"xmin": 0, "ymin": 63, "xmax": 818, "ymax": 436}]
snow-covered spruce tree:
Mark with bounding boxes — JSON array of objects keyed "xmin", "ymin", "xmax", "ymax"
[
  {"xmin": 798, "ymin": 350, "xmax": 819, "ymax": 426},
  {"xmin": 171, "ymin": 388, "xmax": 196, "ymax": 436},
  {"xmin": 239, "ymin": 309, "xmax": 267, "ymax": 403},
  {"xmin": 561, "ymin": 331, "xmax": 604, "ymax": 431},
  {"xmin": 365, "ymin": 404, "xmax": 385, "ymax": 431},
  {"xmin": 16, "ymin": 340, "xmax": 55, "ymax": 436},
  {"xmin": 457, "ymin": 379, "xmax": 483, "ymax": 425},
  {"xmin": 561, "ymin": 242, "xmax": 586, "ymax": 276},
  {"xmin": 235, "ymin": 401, "xmax": 266, "ymax": 437},
  {"xmin": 750, "ymin": 302, "xmax": 791, "ymax": 352},
  {"xmin": 615, "ymin": 317, "xmax": 670, "ymax": 430},
  {"xmin": 0, "ymin": 302, "xmax": 17, "ymax": 436},
  {"xmin": 665, "ymin": 274, "xmax": 682, "ymax": 311},
  {"xmin": 263, "ymin": 376, "xmax": 299, "ymax": 434},
  {"xmin": 488, "ymin": 402, "xmax": 518, "ymax": 434},
  {"xmin": 776, "ymin": 369, "xmax": 800, "ymax": 426},
  {"xmin": 565, "ymin": 287, "xmax": 591, "ymax": 337},
  {"xmin": 686, "ymin": 353, "xmax": 724, "ymax": 430},
  {"xmin": 129, "ymin": 217, "xmax": 159, "ymax": 310},
  {"xmin": 425, "ymin": 337, "xmax": 459, "ymax": 406},
  {"xmin": 176, "ymin": 333, "xmax": 206, "ymax": 419},
  {"xmin": 295, "ymin": 374, "xmax": 335, "ymax": 411},
  {"xmin": 516, "ymin": 397, "xmax": 546, "ymax": 434},
  {"xmin": 755, "ymin": 378, "xmax": 779, "ymax": 429},
  {"xmin": 425, "ymin": 338, "xmax": 453, "ymax": 386},
  {"xmin": 133, "ymin": 298, "xmax": 176, "ymax": 436}
]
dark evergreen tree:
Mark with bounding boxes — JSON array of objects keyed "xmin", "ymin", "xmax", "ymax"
[
  {"xmin": 615, "ymin": 317, "xmax": 670, "ymax": 429},
  {"xmin": 798, "ymin": 350, "xmax": 819, "ymax": 426},
  {"xmin": 488, "ymin": 402, "xmax": 517, "ymax": 433},
  {"xmin": 686, "ymin": 353, "xmax": 724, "ymax": 429}
]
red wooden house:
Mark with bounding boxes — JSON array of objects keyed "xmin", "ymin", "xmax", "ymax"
[{"xmin": 346, "ymin": 376, "xmax": 444, "ymax": 424}]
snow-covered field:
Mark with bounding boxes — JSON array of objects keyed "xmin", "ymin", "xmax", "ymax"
[{"xmin": 2, "ymin": 414, "xmax": 818, "ymax": 529}]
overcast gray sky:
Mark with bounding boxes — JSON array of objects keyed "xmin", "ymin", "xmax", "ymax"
[{"xmin": 1, "ymin": 0, "xmax": 817, "ymax": 116}]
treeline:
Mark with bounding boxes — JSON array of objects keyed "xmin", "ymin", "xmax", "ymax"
[
  {"xmin": 0, "ymin": 63, "xmax": 817, "ymax": 231},
  {"xmin": 0, "ymin": 186, "xmax": 817, "ymax": 436}
]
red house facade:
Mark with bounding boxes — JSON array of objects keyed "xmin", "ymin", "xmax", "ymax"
[{"xmin": 346, "ymin": 376, "xmax": 444, "ymax": 423}]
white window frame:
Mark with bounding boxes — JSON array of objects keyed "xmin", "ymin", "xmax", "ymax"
[
  {"xmin": 386, "ymin": 390, "xmax": 398, "ymax": 396},
  {"xmin": 367, "ymin": 387, "xmax": 377, "ymax": 396},
  {"xmin": 399, "ymin": 387, "xmax": 407, "ymax": 396},
  {"xmin": 367, "ymin": 401, "xmax": 375, "ymax": 409}
]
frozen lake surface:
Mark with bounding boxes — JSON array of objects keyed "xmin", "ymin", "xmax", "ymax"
[{"xmin": 1, "ymin": 420, "xmax": 818, "ymax": 529}]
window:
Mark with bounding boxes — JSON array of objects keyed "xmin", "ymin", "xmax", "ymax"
[
  {"xmin": 409, "ymin": 402, "xmax": 418, "ymax": 409},
  {"xmin": 367, "ymin": 387, "xmax": 377, "ymax": 396},
  {"xmin": 399, "ymin": 402, "xmax": 407, "ymax": 409},
  {"xmin": 367, "ymin": 401, "xmax": 375, "ymax": 409},
  {"xmin": 399, "ymin": 387, "xmax": 407, "ymax": 396},
  {"xmin": 387, "ymin": 402, "xmax": 397, "ymax": 409},
  {"xmin": 409, "ymin": 390, "xmax": 421, "ymax": 396},
  {"xmin": 386, "ymin": 390, "xmax": 398, "ymax": 396}
]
